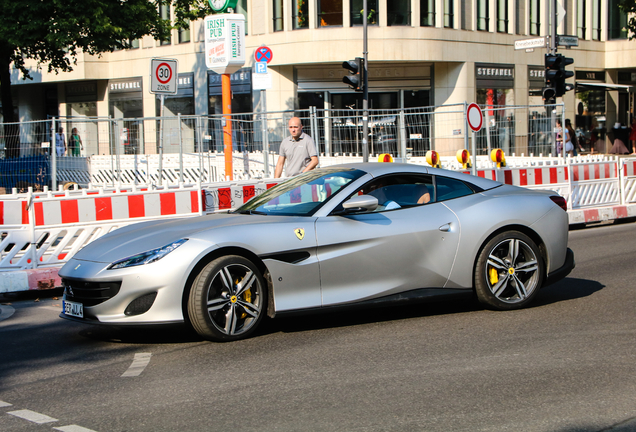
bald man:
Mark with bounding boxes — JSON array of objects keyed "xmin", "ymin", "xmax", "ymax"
[{"xmin": 274, "ymin": 117, "xmax": 319, "ymax": 178}]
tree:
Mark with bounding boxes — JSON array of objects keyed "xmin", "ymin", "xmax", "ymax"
[
  {"xmin": 618, "ymin": 0, "xmax": 636, "ymax": 40},
  {"xmin": 0, "ymin": 0, "xmax": 211, "ymax": 156}
]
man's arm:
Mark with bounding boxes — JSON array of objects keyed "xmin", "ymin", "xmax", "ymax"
[
  {"xmin": 302, "ymin": 156, "xmax": 319, "ymax": 173},
  {"xmin": 274, "ymin": 156, "xmax": 286, "ymax": 178}
]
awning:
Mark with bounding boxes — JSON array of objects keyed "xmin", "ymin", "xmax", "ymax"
[{"xmin": 576, "ymin": 82, "xmax": 634, "ymax": 92}]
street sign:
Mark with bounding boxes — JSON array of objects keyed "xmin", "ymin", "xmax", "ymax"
[
  {"xmin": 255, "ymin": 61, "xmax": 267, "ymax": 74},
  {"xmin": 253, "ymin": 72, "xmax": 272, "ymax": 90},
  {"xmin": 467, "ymin": 103, "xmax": 483, "ymax": 132},
  {"xmin": 150, "ymin": 58, "xmax": 178, "ymax": 94},
  {"xmin": 254, "ymin": 46, "xmax": 273, "ymax": 64},
  {"xmin": 205, "ymin": 14, "xmax": 246, "ymax": 75},
  {"xmin": 514, "ymin": 37, "xmax": 546, "ymax": 50},
  {"xmin": 558, "ymin": 35, "xmax": 579, "ymax": 47}
]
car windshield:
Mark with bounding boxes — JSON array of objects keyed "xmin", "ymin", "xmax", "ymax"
[{"xmin": 234, "ymin": 168, "xmax": 365, "ymax": 216}]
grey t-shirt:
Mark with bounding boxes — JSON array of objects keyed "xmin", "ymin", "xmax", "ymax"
[{"xmin": 279, "ymin": 132, "xmax": 318, "ymax": 177}]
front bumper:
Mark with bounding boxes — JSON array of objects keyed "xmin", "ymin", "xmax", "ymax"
[{"xmin": 544, "ymin": 248, "xmax": 575, "ymax": 287}]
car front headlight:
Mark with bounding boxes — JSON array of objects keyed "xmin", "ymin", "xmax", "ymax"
[{"xmin": 108, "ymin": 239, "xmax": 188, "ymax": 270}]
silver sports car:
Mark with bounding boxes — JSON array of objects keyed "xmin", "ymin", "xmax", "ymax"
[{"xmin": 59, "ymin": 163, "xmax": 575, "ymax": 341}]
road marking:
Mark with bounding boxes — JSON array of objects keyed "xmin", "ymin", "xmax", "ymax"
[
  {"xmin": 8, "ymin": 409, "xmax": 58, "ymax": 423},
  {"xmin": 121, "ymin": 352, "xmax": 152, "ymax": 377},
  {"xmin": 0, "ymin": 400, "xmax": 13, "ymax": 407},
  {"xmin": 0, "ymin": 305, "xmax": 15, "ymax": 322},
  {"xmin": 54, "ymin": 425, "xmax": 99, "ymax": 432}
]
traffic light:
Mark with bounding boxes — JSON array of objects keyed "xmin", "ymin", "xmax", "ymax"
[
  {"xmin": 342, "ymin": 57, "xmax": 364, "ymax": 92},
  {"xmin": 544, "ymin": 53, "xmax": 574, "ymax": 99}
]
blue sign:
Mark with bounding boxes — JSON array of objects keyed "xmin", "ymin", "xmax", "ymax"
[{"xmin": 255, "ymin": 61, "xmax": 267, "ymax": 74}]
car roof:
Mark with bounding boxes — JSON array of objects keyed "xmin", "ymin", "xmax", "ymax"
[{"xmin": 323, "ymin": 162, "xmax": 502, "ymax": 191}]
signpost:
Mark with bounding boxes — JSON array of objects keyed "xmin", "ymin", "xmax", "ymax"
[
  {"xmin": 466, "ymin": 103, "xmax": 483, "ymax": 176},
  {"xmin": 253, "ymin": 46, "xmax": 273, "ymax": 176},
  {"xmin": 204, "ymin": 13, "xmax": 246, "ymax": 180},
  {"xmin": 514, "ymin": 37, "xmax": 546, "ymax": 51},
  {"xmin": 150, "ymin": 58, "xmax": 178, "ymax": 186}
]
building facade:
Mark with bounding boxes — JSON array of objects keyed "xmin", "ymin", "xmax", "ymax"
[{"xmin": 5, "ymin": 0, "xmax": 636, "ymax": 155}]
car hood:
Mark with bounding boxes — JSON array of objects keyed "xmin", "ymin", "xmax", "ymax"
[{"xmin": 71, "ymin": 212, "xmax": 276, "ymax": 264}]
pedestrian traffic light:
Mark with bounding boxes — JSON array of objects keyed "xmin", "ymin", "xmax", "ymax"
[
  {"xmin": 342, "ymin": 57, "xmax": 364, "ymax": 92},
  {"xmin": 544, "ymin": 53, "xmax": 574, "ymax": 98}
]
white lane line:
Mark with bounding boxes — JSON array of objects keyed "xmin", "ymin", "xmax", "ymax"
[
  {"xmin": 8, "ymin": 409, "xmax": 58, "ymax": 424},
  {"xmin": 54, "ymin": 425, "xmax": 99, "ymax": 432},
  {"xmin": 0, "ymin": 305, "xmax": 15, "ymax": 322},
  {"xmin": 121, "ymin": 352, "xmax": 152, "ymax": 377},
  {"xmin": 0, "ymin": 400, "xmax": 13, "ymax": 407}
]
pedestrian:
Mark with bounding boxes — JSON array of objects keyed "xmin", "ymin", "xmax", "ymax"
[
  {"xmin": 565, "ymin": 119, "xmax": 576, "ymax": 156},
  {"xmin": 55, "ymin": 127, "xmax": 66, "ymax": 157},
  {"xmin": 274, "ymin": 117, "xmax": 319, "ymax": 178},
  {"xmin": 68, "ymin": 127, "xmax": 83, "ymax": 157}
]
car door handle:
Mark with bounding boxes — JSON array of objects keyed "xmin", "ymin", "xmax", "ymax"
[{"xmin": 439, "ymin": 223, "xmax": 451, "ymax": 232}]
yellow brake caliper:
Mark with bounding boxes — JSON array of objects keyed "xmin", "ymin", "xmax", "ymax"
[
  {"xmin": 489, "ymin": 267, "xmax": 499, "ymax": 285},
  {"xmin": 237, "ymin": 277, "xmax": 251, "ymax": 319}
]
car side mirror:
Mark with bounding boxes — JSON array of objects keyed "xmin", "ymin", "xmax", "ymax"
[{"xmin": 341, "ymin": 195, "xmax": 379, "ymax": 213}]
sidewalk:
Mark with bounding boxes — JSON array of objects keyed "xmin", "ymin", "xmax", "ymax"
[{"xmin": 1, "ymin": 203, "xmax": 635, "ymax": 295}]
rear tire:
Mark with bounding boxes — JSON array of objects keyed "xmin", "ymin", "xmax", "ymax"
[
  {"xmin": 188, "ymin": 255, "xmax": 266, "ymax": 342},
  {"xmin": 474, "ymin": 231, "xmax": 544, "ymax": 310}
]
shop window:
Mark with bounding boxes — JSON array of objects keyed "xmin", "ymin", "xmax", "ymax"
[
  {"xmin": 529, "ymin": 0, "xmax": 540, "ymax": 35},
  {"xmin": 319, "ymin": 0, "xmax": 343, "ymax": 27},
  {"xmin": 444, "ymin": 0, "xmax": 454, "ymax": 28},
  {"xmin": 421, "ymin": 0, "xmax": 435, "ymax": 26},
  {"xmin": 388, "ymin": 0, "xmax": 411, "ymax": 26},
  {"xmin": 496, "ymin": 0, "xmax": 508, "ymax": 33},
  {"xmin": 274, "ymin": 0, "xmax": 284, "ymax": 31},
  {"xmin": 592, "ymin": 0, "xmax": 602, "ymax": 40},
  {"xmin": 577, "ymin": 0, "xmax": 587, "ymax": 39},
  {"xmin": 351, "ymin": 0, "xmax": 378, "ymax": 26},
  {"xmin": 293, "ymin": 0, "xmax": 309, "ymax": 29},
  {"xmin": 178, "ymin": 24, "xmax": 190, "ymax": 44},
  {"xmin": 477, "ymin": 0, "xmax": 489, "ymax": 31},
  {"xmin": 608, "ymin": 0, "xmax": 628, "ymax": 39}
]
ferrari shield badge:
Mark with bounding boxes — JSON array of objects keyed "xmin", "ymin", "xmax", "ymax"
[{"xmin": 294, "ymin": 228, "xmax": 305, "ymax": 240}]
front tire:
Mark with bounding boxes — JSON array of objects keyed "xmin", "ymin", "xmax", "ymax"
[
  {"xmin": 188, "ymin": 255, "xmax": 266, "ymax": 342},
  {"xmin": 474, "ymin": 231, "xmax": 544, "ymax": 310}
]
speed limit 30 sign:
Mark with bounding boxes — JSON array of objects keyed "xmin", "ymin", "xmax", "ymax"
[{"xmin": 150, "ymin": 58, "xmax": 178, "ymax": 94}]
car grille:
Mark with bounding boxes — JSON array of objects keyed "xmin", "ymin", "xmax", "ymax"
[{"xmin": 62, "ymin": 278, "xmax": 121, "ymax": 307}]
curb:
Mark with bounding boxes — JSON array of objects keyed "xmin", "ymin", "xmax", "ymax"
[{"xmin": 1, "ymin": 204, "xmax": 635, "ymax": 294}]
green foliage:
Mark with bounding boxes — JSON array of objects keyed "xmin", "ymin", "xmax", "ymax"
[
  {"xmin": 617, "ymin": 0, "xmax": 636, "ymax": 39},
  {"xmin": 0, "ymin": 0, "xmax": 211, "ymax": 122}
]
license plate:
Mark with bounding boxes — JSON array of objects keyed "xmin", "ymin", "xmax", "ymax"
[{"xmin": 63, "ymin": 300, "xmax": 84, "ymax": 318}]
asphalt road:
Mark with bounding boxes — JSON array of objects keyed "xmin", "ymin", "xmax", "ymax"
[{"xmin": 1, "ymin": 221, "xmax": 636, "ymax": 432}]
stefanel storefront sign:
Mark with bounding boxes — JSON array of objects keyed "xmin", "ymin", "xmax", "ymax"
[{"xmin": 205, "ymin": 14, "xmax": 245, "ymax": 75}]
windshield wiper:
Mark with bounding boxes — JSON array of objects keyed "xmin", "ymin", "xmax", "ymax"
[{"xmin": 235, "ymin": 209, "xmax": 268, "ymax": 215}]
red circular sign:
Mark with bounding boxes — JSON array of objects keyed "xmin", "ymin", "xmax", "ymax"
[
  {"xmin": 156, "ymin": 62, "xmax": 173, "ymax": 84},
  {"xmin": 467, "ymin": 102, "xmax": 483, "ymax": 132},
  {"xmin": 255, "ymin": 46, "xmax": 273, "ymax": 63}
]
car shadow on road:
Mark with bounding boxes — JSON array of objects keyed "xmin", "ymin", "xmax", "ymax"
[{"xmin": 531, "ymin": 277, "xmax": 604, "ymax": 308}]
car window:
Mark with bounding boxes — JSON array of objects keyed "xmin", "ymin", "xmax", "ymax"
[
  {"xmin": 434, "ymin": 176, "xmax": 475, "ymax": 201},
  {"xmin": 344, "ymin": 174, "xmax": 434, "ymax": 212},
  {"xmin": 234, "ymin": 168, "xmax": 365, "ymax": 216}
]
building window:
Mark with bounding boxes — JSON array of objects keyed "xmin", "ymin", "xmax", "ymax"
[
  {"xmin": 421, "ymin": 0, "xmax": 435, "ymax": 26},
  {"xmin": 178, "ymin": 24, "xmax": 190, "ymax": 44},
  {"xmin": 592, "ymin": 0, "xmax": 601, "ymax": 40},
  {"xmin": 159, "ymin": 4, "xmax": 171, "ymax": 45},
  {"xmin": 388, "ymin": 0, "xmax": 411, "ymax": 26},
  {"xmin": 496, "ymin": 0, "xmax": 508, "ymax": 32},
  {"xmin": 293, "ymin": 0, "xmax": 309, "ymax": 29},
  {"xmin": 319, "ymin": 0, "xmax": 343, "ymax": 27},
  {"xmin": 577, "ymin": 0, "xmax": 587, "ymax": 39},
  {"xmin": 236, "ymin": 0, "xmax": 248, "ymax": 34},
  {"xmin": 274, "ymin": 0, "xmax": 284, "ymax": 31},
  {"xmin": 529, "ymin": 0, "xmax": 540, "ymax": 35},
  {"xmin": 608, "ymin": 0, "xmax": 628, "ymax": 39},
  {"xmin": 351, "ymin": 0, "xmax": 378, "ymax": 26},
  {"xmin": 444, "ymin": 0, "xmax": 454, "ymax": 28},
  {"xmin": 477, "ymin": 0, "xmax": 489, "ymax": 31}
]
